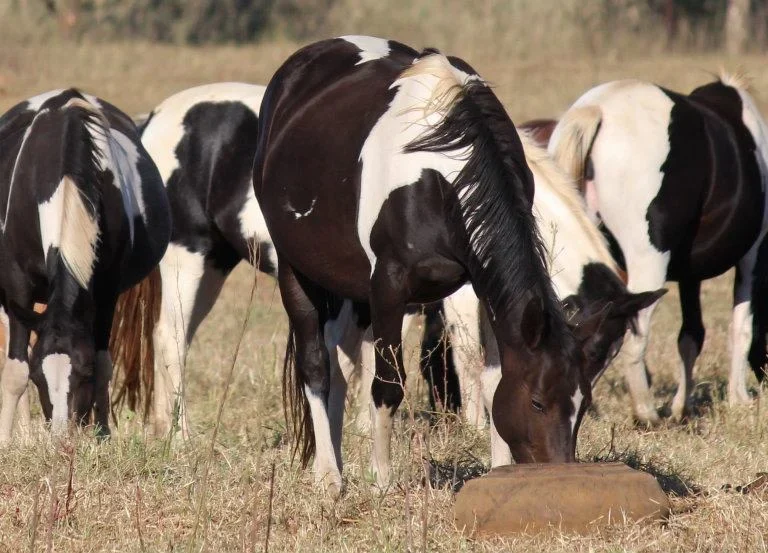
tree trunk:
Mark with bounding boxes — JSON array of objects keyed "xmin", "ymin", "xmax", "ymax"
[{"xmin": 724, "ymin": 0, "xmax": 751, "ymax": 55}]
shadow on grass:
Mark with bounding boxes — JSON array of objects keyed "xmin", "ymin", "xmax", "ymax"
[
  {"xmin": 423, "ymin": 454, "xmax": 488, "ymax": 493},
  {"xmin": 590, "ymin": 449, "xmax": 701, "ymax": 497}
]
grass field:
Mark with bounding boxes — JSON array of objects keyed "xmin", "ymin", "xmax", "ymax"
[{"xmin": 0, "ymin": 26, "xmax": 767, "ymax": 553}]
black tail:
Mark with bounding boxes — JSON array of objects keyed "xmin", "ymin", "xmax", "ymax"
[
  {"xmin": 282, "ymin": 325, "xmax": 314, "ymax": 466},
  {"xmin": 419, "ymin": 303, "xmax": 461, "ymax": 413}
]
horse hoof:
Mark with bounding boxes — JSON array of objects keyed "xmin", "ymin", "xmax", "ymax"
[
  {"xmin": 632, "ymin": 410, "xmax": 661, "ymax": 428},
  {"xmin": 94, "ymin": 425, "xmax": 111, "ymax": 442}
]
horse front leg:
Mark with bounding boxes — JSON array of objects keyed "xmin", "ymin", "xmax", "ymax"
[
  {"xmin": 369, "ymin": 259, "xmax": 408, "ymax": 489},
  {"xmin": 479, "ymin": 305, "xmax": 511, "ymax": 467}
]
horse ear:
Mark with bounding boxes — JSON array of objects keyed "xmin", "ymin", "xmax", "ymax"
[
  {"xmin": 612, "ymin": 288, "xmax": 667, "ymax": 318},
  {"xmin": 521, "ymin": 296, "xmax": 546, "ymax": 350},
  {"xmin": 570, "ymin": 301, "xmax": 612, "ymax": 342}
]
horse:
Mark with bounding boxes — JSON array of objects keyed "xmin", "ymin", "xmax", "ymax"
[
  {"xmin": 0, "ymin": 88, "xmax": 171, "ymax": 443},
  {"xmin": 110, "ymin": 83, "xmax": 274, "ymax": 437},
  {"xmin": 548, "ymin": 74, "xmax": 768, "ymax": 424},
  {"xmin": 373, "ymin": 130, "xmax": 665, "ymax": 466},
  {"xmin": 252, "ymin": 35, "xmax": 616, "ymax": 494}
]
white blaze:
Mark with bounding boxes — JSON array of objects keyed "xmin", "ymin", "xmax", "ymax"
[{"xmin": 570, "ymin": 386, "xmax": 584, "ymax": 433}]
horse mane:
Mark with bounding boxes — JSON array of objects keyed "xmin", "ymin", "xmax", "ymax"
[
  {"xmin": 517, "ymin": 129, "xmax": 617, "ymax": 272},
  {"xmin": 402, "ymin": 52, "xmax": 567, "ymax": 335}
]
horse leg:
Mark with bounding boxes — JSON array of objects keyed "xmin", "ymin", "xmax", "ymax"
[
  {"xmin": 279, "ymin": 262, "xmax": 341, "ymax": 494},
  {"xmin": 153, "ymin": 244, "xmax": 231, "ymax": 438},
  {"xmin": 444, "ymin": 284, "xmax": 484, "ymax": 428},
  {"xmin": 479, "ymin": 306, "xmax": 511, "ymax": 467},
  {"xmin": 621, "ymin": 251, "xmax": 668, "ymax": 425},
  {"xmin": 671, "ymin": 279, "xmax": 704, "ymax": 421},
  {"xmin": 369, "ymin": 259, "xmax": 408, "ymax": 489},
  {"xmin": 93, "ymin": 288, "xmax": 118, "ymax": 438},
  {"xmin": 355, "ymin": 313, "xmax": 416, "ymax": 432},
  {"xmin": 730, "ymin": 234, "xmax": 768, "ymax": 405},
  {"xmin": 0, "ymin": 307, "xmax": 29, "ymax": 436},
  {"xmin": 323, "ymin": 300, "xmax": 365, "ymax": 467},
  {"xmin": 0, "ymin": 314, "xmax": 32, "ymax": 444}
]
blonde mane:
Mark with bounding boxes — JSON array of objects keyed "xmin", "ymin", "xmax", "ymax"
[
  {"xmin": 518, "ymin": 129, "xmax": 617, "ymax": 272},
  {"xmin": 398, "ymin": 53, "xmax": 475, "ymax": 120},
  {"xmin": 719, "ymin": 70, "xmax": 751, "ymax": 91}
]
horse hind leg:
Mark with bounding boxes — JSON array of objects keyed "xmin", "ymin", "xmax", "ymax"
[
  {"xmin": 731, "ymin": 234, "xmax": 768, "ymax": 405},
  {"xmin": 671, "ymin": 279, "xmax": 704, "ymax": 421},
  {"xmin": 152, "ymin": 243, "xmax": 232, "ymax": 439},
  {"xmin": 443, "ymin": 285, "xmax": 484, "ymax": 428},
  {"xmin": 620, "ymin": 249, "xmax": 669, "ymax": 426},
  {"xmin": 279, "ymin": 261, "xmax": 342, "ymax": 496}
]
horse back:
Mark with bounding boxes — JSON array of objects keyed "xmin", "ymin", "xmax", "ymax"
[{"xmin": 254, "ymin": 38, "xmax": 419, "ymax": 298}]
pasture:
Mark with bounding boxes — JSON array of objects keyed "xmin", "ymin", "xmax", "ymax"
[{"xmin": 0, "ymin": 35, "xmax": 767, "ymax": 552}]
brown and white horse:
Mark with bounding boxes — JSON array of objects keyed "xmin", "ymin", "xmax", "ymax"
[{"xmin": 253, "ymin": 36, "xmax": 614, "ymax": 493}]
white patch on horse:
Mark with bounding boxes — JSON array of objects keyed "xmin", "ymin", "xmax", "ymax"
[
  {"xmin": 340, "ymin": 35, "xmax": 391, "ymax": 65},
  {"xmin": 570, "ymin": 386, "xmax": 584, "ymax": 433},
  {"xmin": 357, "ymin": 54, "xmax": 475, "ymax": 269},
  {"xmin": 142, "ymin": 82, "xmax": 265, "ymax": 186},
  {"xmin": 238, "ymin": 185, "xmax": 277, "ymax": 267},
  {"xmin": 578, "ymin": 81, "xmax": 674, "ymax": 258},
  {"xmin": 25, "ymin": 90, "xmax": 64, "ymax": 111},
  {"xmin": 41, "ymin": 353, "xmax": 73, "ymax": 434},
  {"xmin": 38, "ymin": 176, "xmax": 99, "ymax": 288},
  {"xmin": 304, "ymin": 385, "xmax": 342, "ymax": 491},
  {"xmin": 286, "ymin": 198, "xmax": 317, "ymax": 219}
]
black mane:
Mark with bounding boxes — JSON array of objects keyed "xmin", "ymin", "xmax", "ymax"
[{"xmin": 404, "ymin": 68, "xmax": 569, "ymax": 341}]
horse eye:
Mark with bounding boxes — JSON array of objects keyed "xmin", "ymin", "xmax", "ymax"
[{"xmin": 531, "ymin": 399, "xmax": 545, "ymax": 413}]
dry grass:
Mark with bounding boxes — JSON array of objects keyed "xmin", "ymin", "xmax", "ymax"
[{"xmin": 1, "ymin": 21, "xmax": 768, "ymax": 553}]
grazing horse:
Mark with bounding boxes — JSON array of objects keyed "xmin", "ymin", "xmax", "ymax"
[
  {"xmin": 548, "ymin": 75, "xmax": 768, "ymax": 424},
  {"xmin": 253, "ymin": 36, "xmax": 613, "ymax": 493},
  {"xmin": 113, "ymin": 83, "xmax": 275, "ymax": 437},
  {"xmin": 400, "ymin": 131, "xmax": 665, "ymax": 466},
  {"xmin": 0, "ymin": 88, "xmax": 170, "ymax": 442}
]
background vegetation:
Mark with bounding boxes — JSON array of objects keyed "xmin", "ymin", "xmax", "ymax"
[{"xmin": 0, "ymin": 1, "xmax": 767, "ymax": 552}]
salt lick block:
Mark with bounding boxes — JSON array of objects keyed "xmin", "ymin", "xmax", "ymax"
[{"xmin": 455, "ymin": 462, "xmax": 670, "ymax": 535}]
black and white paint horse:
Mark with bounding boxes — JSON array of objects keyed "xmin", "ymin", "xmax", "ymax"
[
  {"xmin": 119, "ymin": 83, "xmax": 275, "ymax": 437},
  {"xmin": 0, "ymin": 88, "xmax": 170, "ymax": 442},
  {"xmin": 253, "ymin": 36, "xmax": 615, "ymax": 494},
  {"xmin": 549, "ymin": 74, "xmax": 768, "ymax": 424}
]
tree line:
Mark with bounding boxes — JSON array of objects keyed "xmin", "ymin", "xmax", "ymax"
[{"xmin": 4, "ymin": 0, "xmax": 766, "ymax": 53}]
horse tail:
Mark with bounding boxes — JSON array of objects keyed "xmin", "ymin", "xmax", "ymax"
[
  {"xmin": 109, "ymin": 267, "xmax": 162, "ymax": 419},
  {"xmin": 282, "ymin": 324, "xmax": 314, "ymax": 467},
  {"xmin": 547, "ymin": 105, "xmax": 602, "ymax": 194}
]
